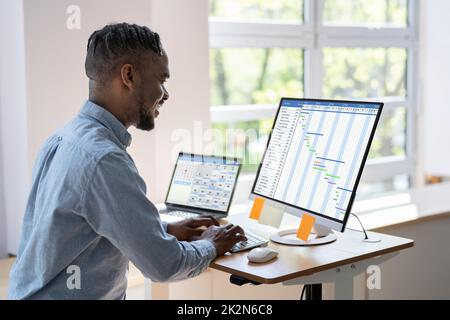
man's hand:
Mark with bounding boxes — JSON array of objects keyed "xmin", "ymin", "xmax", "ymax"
[
  {"xmin": 166, "ymin": 216, "xmax": 220, "ymax": 241},
  {"xmin": 197, "ymin": 224, "xmax": 247, "ymax": 257}
]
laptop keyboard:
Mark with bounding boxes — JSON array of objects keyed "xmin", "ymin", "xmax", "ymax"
[
  {"xmin": 166, "ymin": 210, "xmax": 198, "ymax": 219},
  {"xmin": 230, "ymin": 231, "xmax": 269, "ymax": 253},
  {"xmin": 165, "ymin": 211, "xmax": 269, "ymax": 253}
]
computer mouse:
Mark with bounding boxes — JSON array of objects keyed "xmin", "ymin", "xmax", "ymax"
[{"xmin": 247, "ymin": 247, "xmax": 279, "ymax": 263}]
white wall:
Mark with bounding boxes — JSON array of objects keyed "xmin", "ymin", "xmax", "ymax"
[
  {"xmin": 23, "ymin": 0, "xmax": 211, "ymax": 205},
  {"xmin": 422, "ymin": 0, "xmax": 450, "ymax": 176},
  {"xmin": 22, "ymin": 0, "xmax": 153, "ymax": 175},
  {"xmin": 0, "ymin": 112, "xmax": 7, "ymax": 258},
  {"xmin": 366, "ymin": 214, "xmax": 450, "ymax": 299},
  {"xmin": 0, "ymin": 0, "xmax": 29, "ymax": 255},
  {"xmin": 144, "ymin": 0, "xmax": 211, "ymax": 201},
  {"xmin": 1, "ymin": 0, "xmax": 211, "ymax": 254}
]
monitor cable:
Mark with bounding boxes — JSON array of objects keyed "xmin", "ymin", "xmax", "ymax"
[{"xmin": 350, "ymin": 212, "xmax": 381, "ymax": 243}]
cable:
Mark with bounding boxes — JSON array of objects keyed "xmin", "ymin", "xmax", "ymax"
[{"xmin": 350, "ymin": 212, "xmax": 369, "ymax": 240}]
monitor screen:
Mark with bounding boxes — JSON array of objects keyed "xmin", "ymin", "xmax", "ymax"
[
  {"xmin": 166, "ymin": 153, "xmax": 241, "ymax": 213},
  {"xmin": 252, "ymin": 98, "xmax": 383, "ymax": 230}
]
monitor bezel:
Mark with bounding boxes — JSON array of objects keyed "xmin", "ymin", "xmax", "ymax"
[
  {"xmin": 165, "ymin": 152, "xmax": 242, "ymax": 214},
  {"xmin": 250, "ymin": 97, "xmax": 384, "ymax": 232}
]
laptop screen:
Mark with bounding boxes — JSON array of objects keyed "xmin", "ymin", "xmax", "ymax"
[{"xmin": 165, "ymin": 153, "xmax": 241, "ymax": 213}]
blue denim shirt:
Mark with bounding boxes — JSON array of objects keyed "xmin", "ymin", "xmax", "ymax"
[{"xmin": 8, "ymin": 101, "xmax": 216, "ymax": 300}]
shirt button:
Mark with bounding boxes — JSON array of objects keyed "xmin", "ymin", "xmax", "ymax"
[{"xmin": 58, "ymin": 136, "xmax": 62, "ymax": 141}]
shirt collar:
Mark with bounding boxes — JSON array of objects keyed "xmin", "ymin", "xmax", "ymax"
[{"xmin": 80, "ymin": 100, "xmax": 132, "ymax": 148}]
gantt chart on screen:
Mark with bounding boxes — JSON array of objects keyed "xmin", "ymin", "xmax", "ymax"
[{"xmin": 254, "ymin": 99, "xmax": 380, "ymax": 221}]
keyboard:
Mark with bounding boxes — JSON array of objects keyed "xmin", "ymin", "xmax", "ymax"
[
  {"xmin": 230, "ymin": 231, "xmax": 269, "ymax": 253},
  {"xmin": 165, "ymin": 211, "xmax": 269, "ymax": 252},
  {"xmin": 166, "ymin": 210, "xmax": 199, "ymax": 219}
]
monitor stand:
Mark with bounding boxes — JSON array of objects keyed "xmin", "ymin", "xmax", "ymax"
[{"xmin": 270, "ymin": 223, "xmax": 337, "ymax": 246}]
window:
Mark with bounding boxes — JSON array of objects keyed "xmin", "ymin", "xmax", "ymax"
[
  {"xmin": 209, "ymin": 0, "xmax": 418, "ymax": 198},
  {"xmin": 211, "ymin": 48, "xmax": 304, "ymax": 106},
  {"xmin": 210, "ymin": 0, "xmax": 305, "ymax": 24},
  {"xmin": 323, "ymin": 0, "xmax": 408, "ymax": 28}
]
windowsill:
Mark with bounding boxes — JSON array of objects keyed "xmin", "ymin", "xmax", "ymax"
[
  {"xmin": 352, "ymin": 182, "xmax": 450, "ymax": 230},
  {"xmin": 229, "ymin": 182, "xmax": 450, "ymax": 231}
]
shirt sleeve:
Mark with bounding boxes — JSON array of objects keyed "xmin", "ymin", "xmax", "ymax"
[{"xmin": 80, "ymin": 151, "xmax": 216, "ymax": 282}]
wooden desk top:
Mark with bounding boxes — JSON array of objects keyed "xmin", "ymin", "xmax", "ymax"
[{"xmin": 210, "ymin": 213, "xmax": 414, "ymax": 284}]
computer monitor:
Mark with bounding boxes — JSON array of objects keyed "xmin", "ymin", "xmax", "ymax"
[{"xmin": 250, "ymin": 98, "xmax": 383, "ymax": 243}]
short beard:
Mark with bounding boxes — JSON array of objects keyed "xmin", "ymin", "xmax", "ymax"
[{"xmin": 136, "ymin": 100, "xmax": 155, "ymax": 131}]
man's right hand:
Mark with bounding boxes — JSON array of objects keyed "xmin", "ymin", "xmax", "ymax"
[{"xmin": 197, "ymin": 224, "xmax": 247, "ymax": 257}]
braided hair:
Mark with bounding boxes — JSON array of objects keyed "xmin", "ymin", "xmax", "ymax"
[{"xmin": 85, "ymin": 23, "xmax": 163, "ymax": 82}]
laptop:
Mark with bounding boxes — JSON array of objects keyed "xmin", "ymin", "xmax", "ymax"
[{"xmin": 161, "ymin": 152, "xmax": 241, "ymax": 219}]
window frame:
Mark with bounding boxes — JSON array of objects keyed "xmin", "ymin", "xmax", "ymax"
[{"xmin": 209, "ymin": 0, "xmax": 419, "ymax": 199}]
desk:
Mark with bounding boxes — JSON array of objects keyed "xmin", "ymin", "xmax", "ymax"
[
  {"xmin": 209, "ymin": 212, "xmax": 414, "ymax": 300},
  {"xmin": 155, "ymin": 207, "xmax": 414, "ymax": 300}
]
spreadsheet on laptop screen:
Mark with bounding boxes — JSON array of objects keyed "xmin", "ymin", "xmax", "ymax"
[
  {"xmin": 253, "ymin": 99, "xmax": 381, "ymax": 222},
  {"xmin": 166, "ymin": 154, "xmax": 240, "ymax": 212}
]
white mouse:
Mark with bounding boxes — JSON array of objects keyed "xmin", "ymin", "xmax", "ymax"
[{"xmin": 247, "ymin": 247, "xmax": 279, "ymax": 263}]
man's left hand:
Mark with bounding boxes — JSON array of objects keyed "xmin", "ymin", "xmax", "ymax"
[{"xmin": 167, "ymin": 216, "xmax": 220, "ymax": 241}]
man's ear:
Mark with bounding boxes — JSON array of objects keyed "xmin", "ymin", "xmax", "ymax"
[{"xmin": 120, "ymin": 64, "xmax": 135, "ymax": 90}]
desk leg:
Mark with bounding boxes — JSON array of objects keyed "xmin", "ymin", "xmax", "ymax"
[
  {"xmin": 334, "ymin": 272, "xmax": 354, "ymax": 300},
  {"xmin": 305, "ymin": 284, "xmax": 322, "ymax": 300},
  {"xmin": 144, "ymin": 278, "xmax": 152, "ymax": 300},
  {"xmin": 283, "ymin": 252, "xmax": 399, "ymax": 300}
]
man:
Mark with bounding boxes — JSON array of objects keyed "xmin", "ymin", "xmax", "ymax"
[{"xmin": 8, "ymin": 23, "xmax": 246, "ymax": 300}]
